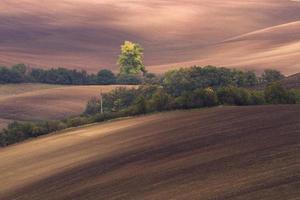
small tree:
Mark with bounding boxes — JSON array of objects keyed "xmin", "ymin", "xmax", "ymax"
[
  {"xmin": 85, "ymin": 97, "xmax": 101, "ymax": 115},
  {"xmin": 97, "ymin": 69, "xmax": 116, "ymax": 85},
  {"xmin": 217, "ymin": 86, "xmax": 251, "ymax": 105},
  {"xmin": 132, "ymin": 96, "xmax": 147, "ymax": 114},
  {"xmin": 118, "ymin": 41, "xmax": 146, "ymax": 75},
  {"xmin": 147, "ymin": 89, "xmax": 172, "ymax": 112},
  {"xmin": 116, "ymin": 74, "xmax": 142, "ymax": 85},
  {"xmin": 262, "ymin": 69, "xmax": 285, "ymax": 84},
  {"xmin": 199, "ymin": 88, "xmax": 218, "ymax": 107},
  {"xmin": 264, "ymin": 82, "xmax": 296, "ymax": 104},
  {"xmin": 249, "ymin": 91, "xmax": 265, "ymax": 105}
]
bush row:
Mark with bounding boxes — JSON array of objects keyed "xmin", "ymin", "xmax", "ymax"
[
  {"xmin": 0, "ymin": 113, "xmax": 126, "ymax": 147},
  {"xmin": 162, "ymin": 66, "xmax": 285, "ymax": 96},
  {"xmin": 1, "ymin": 65, "xmax": 285, "ymax": 87},
  {"xmin": 86, "ymin": 82, "xmax": 296, "ymax": 115},
  {"xmin": 0, "ymin": 64, "xmax": 159, "ymax": 85}
]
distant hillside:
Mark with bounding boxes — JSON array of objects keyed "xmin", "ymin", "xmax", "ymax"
[
  {"xmin": 0, "ymin": 84, "xmax": 132, "ymax": 128},
  {"xmin": 149, "ymin": 21, "xmax": 300, "ymax": 75},
  {"xmin": 1, "ymin": 106, "xmax": 299, "ymax": 200},
  {"xmin": 281, "ymin": 73, "xmax": 300, "ymax": 89},
  {"xmin": 0, "ymin": 0, "xmax": 300, "ymax": 74}
]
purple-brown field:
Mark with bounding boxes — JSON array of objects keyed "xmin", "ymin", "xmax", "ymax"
[
  {"xmin": 0, "ymin": 0, "xmax": 300, "ymax": 74},
  {"xmin": 0, "ymin": 106, "xmax": 299, "ymax": 200},
  {"xmin": 0, "ymin": 84, "xmax": 134, "ymax": 128}
]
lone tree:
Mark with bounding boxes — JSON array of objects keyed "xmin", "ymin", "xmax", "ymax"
[
  {"xmin": 262, "ymin": 69, "xmax": 285, "ymax": 84},
  {"xmin": 118, "ymin": 41, "xmax": 146, "ymax": 75}
]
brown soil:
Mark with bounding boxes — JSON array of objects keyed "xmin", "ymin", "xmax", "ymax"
[
  {"xmin": 0, "ymin": 105, "xmax": 299, "ymax": 200},
  {"xmin": 0, "ymin": 84, "xmax": 133, "ymax": 128}
]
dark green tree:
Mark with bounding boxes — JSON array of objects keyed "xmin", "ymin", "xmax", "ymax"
[
  {"xmin": 147, "ymin": 89, "xmax": 172, "ymax": 111},
  {"xmin": 97, "ymin": 69, "xmax": 116, "ymax": 85},
  {"xmin": 116, "ymin": 74, "xmax": 142, "ymax": 85},
  {"xmin": 85, "ymin": 97, "xmax": 101, "ymax": 115},
  {"xmin": 217, "ymin": 86, "xmax": 251, "ymax": 105},
  {"xmin": 264, "ymin": 82, "xmax": 296, "ymax": 104},
  {"xmin": 262, "ymin": 69, "xmax": 285, "ymax": 84}
]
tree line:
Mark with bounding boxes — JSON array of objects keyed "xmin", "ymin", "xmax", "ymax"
[
  {"xmin": 0, "ymin": 68, "xmax": 297, "ymax": 147},
  {"xmin": 85, "ymin": 80, "xmax": 296, "ymax": 116},
  {"xmin": 0, "ymin": 64, "xmax": 146, "ymax": 85},
  {"xmin": 0, "ymin": 63, "xmax": 286, "ymax": 87}
]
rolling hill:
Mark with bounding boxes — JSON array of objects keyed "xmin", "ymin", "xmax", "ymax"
[
  {"xmin": 281, "ymin": 73, "xmax": 300, "ymax": 89},
  {"xmin": 0, "ymin": 0, "xmax": 300, "ymax": 74},
  {"xmin": 149, "ymin": 21, "xmax": 300, "ymax": 75},
  {"xmin": 0, "ymin": 105, "xmax": 299, "ymax": 200},
  {"xmin": 0, "ymin": 84, "xmax": 132, "ymax": 129}
]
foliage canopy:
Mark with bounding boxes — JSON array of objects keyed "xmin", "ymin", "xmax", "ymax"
[{"xmin": 118, "ymin": 41, "xmax": 146, "ymax": 75}]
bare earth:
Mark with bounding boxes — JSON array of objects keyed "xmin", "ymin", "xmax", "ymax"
[
  {"xmin": 0, "ymin": 106, "xmax": 299, "ymax": 200},
  {"xmin": 0, "ymin": 0, "xmax": 299, "ymax": 75},
  {"xmin": 0, "ymin": 84, "xmax": 131, "ymax": 128}
]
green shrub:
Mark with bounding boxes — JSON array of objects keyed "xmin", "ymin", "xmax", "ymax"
[
  {"xmin": 163, "ymin": 66, "xmax": 259, "ymax": 96},
  {"xmin": 174, "ymin": 88, "xmax": 218, "ymax": 109},
  {"xmin": 143, "ymin": 73, "xmax": 161, "ymax": 85},
  {"xmin": 286, "ymin": 91, "xmax": 297, "ymax": 104},
  {"xmin": 132, "ymin": 96, "xmax": 148, "ymax": 114},
  {"xmin": 147, "ymin": 89, "xmax": 173, "ymax": 112},
  {"xmin": 264, "ymin": 82, "xmax": 296, "ymax": 104},
  {"xmin": 85, "ymin": 97, "xmax": 101, "ymax": 115},
  {"xmin": 290, "ymin": 89, "xmax": 300, "ymax": 104},
  {"xmin": 97, "ymin": 69, "xmax": 116, "ymax": 85},
  {"xmin": 217, "ymin": 86, "xmax": 251, "ymax": 105},
  {"xmin": 194, "ymin": 88, "xmax": 218, "ymax": 107},
  {"xmin": 116, "ymin": 74, "xmax": 142, "ymax": 85},
  {"xmin": 261, "ymin": 69, "xmax": 285, "ymax": 84},
  {"xmin": 249, "ymin": 91, "xmax": 265, "ymax": 105},
  {"xmin": 65, "ymin": 117, "xmax": 90, "ymax": 128},
  {"xmin": 173, "ymin": 92, "xmax": 191, "ymax": 109}
]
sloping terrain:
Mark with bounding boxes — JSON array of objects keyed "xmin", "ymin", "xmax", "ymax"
[
  {"xmin": 0, "ymin": 0, "xmax": 299, "ymax": 74},
  {"xmin": 0, "ymin": 106, "xmax": 299, "ymax": 200},
  {"xmin": 149, "ymin": 21, "xmax": 300, "ymax": 74},
  {"xmin": 281, "ymin": 73, "xmax": 300, "ymax": 89},
  {"xmin": 0, "ymin": 83, "xmax": 60, "ymax": 97},
  {"xmin": 0, "ymin": 84, "xmax": 131, "ymax": 128},
  {"xmin": 0, "ymin": 84, "xmax": 61, "ymax": 128}
]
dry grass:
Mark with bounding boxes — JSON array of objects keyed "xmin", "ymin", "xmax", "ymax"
[
  {"xmin": 0, "ymin": 84, "xmax": 133, "ymax": 128},
  {"xmin": 0, "ymin": 105, "xmax": 299, "ymax": 200},
  {"xmin": 0, "ymin": 0, "xmax": 299, "ymax": 74}
]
